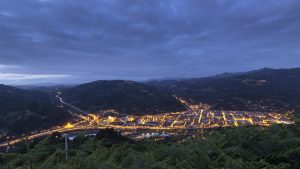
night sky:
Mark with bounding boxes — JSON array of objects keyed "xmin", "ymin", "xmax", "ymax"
[{"xmin": 0, "ymin": 0, "xmax": 300, "ymax": 84}]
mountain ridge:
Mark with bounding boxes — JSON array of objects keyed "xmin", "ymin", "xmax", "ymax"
[
  {"xmin": 61, "ymin": 80, "xmax": 186, "ymax": 115},
  {"xmin": 146, "ymin": 67, "xmax": 300, "ymax": 113},
  {"xmin": 0, "ymin": 84, "xmax": 70, "ymax": 137}
]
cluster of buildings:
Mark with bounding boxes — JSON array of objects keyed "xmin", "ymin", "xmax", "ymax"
[{"xmin": 71, "ymin": 99, "xmax": 294, "ymax": 131}]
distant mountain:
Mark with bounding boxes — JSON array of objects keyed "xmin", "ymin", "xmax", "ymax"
[
  {"xmin": 0, "ymin": 85, "xmax": 70, "ymax": 137},
  {"xmin": 147, "ymin": 68, "xmax": 300, "ymax": 113},
  {"xmin": 61, "ymin": 80, "xmax": 186, "ymax": 115},
  {"xmin": 16, "ymin": 84, "xmax": 76, "ymax": 91}
]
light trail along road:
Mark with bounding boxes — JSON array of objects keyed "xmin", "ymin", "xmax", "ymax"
[{"xmin": 0, "ymin": 94, "xmax": 294, "ymax": 148}]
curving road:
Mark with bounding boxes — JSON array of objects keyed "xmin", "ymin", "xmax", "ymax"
[
  {"xmin": 0, "ymin": 94, "xmax": 186, "ymax": 148},
  {"xmin": 1, "ymin": 93, "xmax": 293, "ymax": 149},
  {"xmin": 56, "ymin": 94, "xmax": 89, "ymax": 115},
  {"xmin": 0, "ymin": 124, "xmax": 192, "ymax": 148}
]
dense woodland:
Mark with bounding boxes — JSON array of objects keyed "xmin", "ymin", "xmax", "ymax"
[
  {"xmin": 1, "ymin": 68, "xmax": 300, "ymax": 138},
  {"xmin": 62, "ymin": 80, "xmax": 186, "ymax": 115},
  {"xmin": 0, "ymin": 85, "xmax": 70, "ymax": 137},
  {"xmin": 1, "ymin": 120, "xmax": 299, "ymax": 169},
  {"xmin": 1, "ymin": 68, "xmax": 300, "ymax": 168},
  {"xmin": 148, "ymin": 68, "xmax": 300, "ymax": 113}
]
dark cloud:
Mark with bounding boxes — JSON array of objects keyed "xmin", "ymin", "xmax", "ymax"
[{"xmin": 0, "ymin": 0, "xmax": 300, "ymax": 84}]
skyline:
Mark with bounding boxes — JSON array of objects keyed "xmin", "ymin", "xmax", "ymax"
[
  {"xmin": 1, "ymin": 67, "xmax": 300, "ymax": 86},
  {"xmin": 1, "ymin": 0, "xmax": 300, "ymax": 84}
]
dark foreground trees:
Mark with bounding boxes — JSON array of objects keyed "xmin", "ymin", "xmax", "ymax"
[{"xmin": 1, "ymin": 125, "xmax": 299, "ymax": 169}]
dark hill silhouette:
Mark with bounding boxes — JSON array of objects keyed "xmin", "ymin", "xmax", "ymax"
[
  {"xmin": 147, "ymin": 68, "xmax": 300, "ymax": 113},
  {"xmin": 0, "ymin": 84, "xmax": 70, "ymax": 137},
  {"xmin": 62, "ymin": 80, "xmax": 186, "ymax": 115}
]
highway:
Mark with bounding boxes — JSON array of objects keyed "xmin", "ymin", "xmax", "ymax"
[
  {"xmin": 0, "ymin": 94, "xmax": 90, "ymax": 148},
  {"xmin": 0, "ymin": 123, "xmax": 193, "ymax": 148},
  {"xmin": 0, "ymin": 94, "xmax": 294, "ymax": 149},
  {"xmin": 0, "ymin": 95, "xmax": 184, "ymax": 148},
  {"xmin": 56, "ymin": 94, "xmax": 89, "ymax": 115}
]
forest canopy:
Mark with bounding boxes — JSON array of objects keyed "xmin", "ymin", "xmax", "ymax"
[{"xmin": 1, "ymin": 124, "xmax": 299, "ymax": 169}]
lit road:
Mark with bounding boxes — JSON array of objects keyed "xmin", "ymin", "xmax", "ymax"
[
  {"xmin": 0, "ymin": 96, "xmax": 294, "ymax": 149},
  {"xmin": 0, "ymin": 124, "xmax": 192, "ymax": 148},
  {"xmin": 56, "ymin": 94, "xmax": 89, "ymax": 115}
]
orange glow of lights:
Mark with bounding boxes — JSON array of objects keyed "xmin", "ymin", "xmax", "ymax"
[
  {"xmin": 222, "ymin": 111, "xmax": 228, "ymax": 126},
  {"xmin": 64, "ymin": 123, "xmax": 75, "ymax": 129},
  {"xmin": 108, "ymin": 116, "xmax": 116, "ymax": 123},
  {"xmin": 231, "ymin": 113, "xmax": 239, "ymax": 126}
]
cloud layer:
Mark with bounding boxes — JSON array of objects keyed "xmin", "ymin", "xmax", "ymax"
[
  {"xmin": 0, "ymin": 73, "xmax": 68, "ymax": 80},
  {"xmin": 0, "ymin": 0, "xmax": 300, "ymax": 84}
]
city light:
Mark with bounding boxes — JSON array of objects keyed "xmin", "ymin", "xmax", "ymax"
[
  {"xmin": 0, "ymin": 97, "xmax": 294, "ymax": 148},
  {"xmin": 64, "ymin": 123, "xmax": 75, "ymax": 129}
]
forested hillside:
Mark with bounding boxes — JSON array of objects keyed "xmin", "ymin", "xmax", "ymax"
[
  {"xmin": 0, "ymin": 84, "xmax": 70, "ymax": 137},
  {"xmin": 147, "ymin": 68, "xmax": 300, "ymax": 113},
  {"xmin": 62, "ymin": 80, "xmax": 186, "ymax": 115},
  {"xmin": 1, "ymin": 124, "xmax": 299, "ymax": 169}
]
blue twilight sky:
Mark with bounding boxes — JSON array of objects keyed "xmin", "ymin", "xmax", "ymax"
[{"xmin": 0, "ymin": 0, "xmax": 300, "ymax": 84}]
